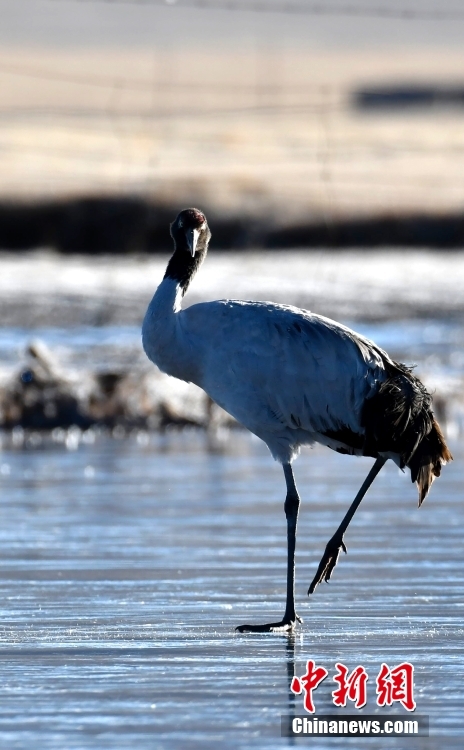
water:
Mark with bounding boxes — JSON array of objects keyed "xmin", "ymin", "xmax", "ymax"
[{"xmin": 0, "ymin": 431, "xmax": 462, "ymax": 748}]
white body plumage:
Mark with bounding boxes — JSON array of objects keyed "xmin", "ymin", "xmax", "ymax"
[{"xmin": 142, "ymin": 275, "xmax": 392, "ymax": 465}]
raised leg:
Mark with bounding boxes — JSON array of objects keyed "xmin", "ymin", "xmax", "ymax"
[
  {"xmin": 308, "ymin": 456, "xmax": 387, "ymax": 594},
  {"xmin": 237, "ymin": 463, "xmax": 303, "ymax": 633}
]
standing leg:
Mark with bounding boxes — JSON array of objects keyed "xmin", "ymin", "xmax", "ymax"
[
  {"xmin": 282, "ymin": 463, "xmax": 302, "ymax": 626},
  {"xmin": 237, "ymin": 463, "xmax": 302, "ymax": 633},
  {"xmin": 308, "ymin": 456, "xmax": 387, "ymax": 594}
]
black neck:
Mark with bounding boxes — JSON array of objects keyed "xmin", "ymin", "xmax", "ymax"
[{"xmin": 164, "ymin": 233, "xmax": 210, "ymax": 295}]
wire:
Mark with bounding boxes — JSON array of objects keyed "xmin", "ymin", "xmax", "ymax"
[
  {"xmin": 45, "ymin": 0, "xmax": 464, "ymax": 21},
  {"xmin": 0, "ymin": 61, "xmax": 336, "ymax": 94},
  {"xmin": 0, "ymin": 101, "xmax": 344, "ymax": 119}
]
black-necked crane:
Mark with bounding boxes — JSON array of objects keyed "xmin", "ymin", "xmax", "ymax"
[{"xmin": 142, "ymin": 208, "xmax": 452, "ymax": 633}]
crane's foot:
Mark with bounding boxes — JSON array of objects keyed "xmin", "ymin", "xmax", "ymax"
[
  {"xmin": 236, "ymin": 613, "xmax": 303, "ymax": 633},
  {"xmin": 308, "ymin": 533, "xmax": 347, "ymax": 595}
]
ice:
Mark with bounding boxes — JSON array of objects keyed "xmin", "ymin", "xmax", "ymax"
[{"xmin": 0, "ymin": 433, "xmax": 461, "ymax": 747}]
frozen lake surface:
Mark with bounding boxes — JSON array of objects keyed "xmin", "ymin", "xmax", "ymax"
[{"xmin": 0, "ymin": 431, "xmax": 462, "ymax": 749}]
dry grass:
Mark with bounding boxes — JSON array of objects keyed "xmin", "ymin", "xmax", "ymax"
[{"xmin": 1, "ymin": 46, "xmax": 464, "ymax": 220}]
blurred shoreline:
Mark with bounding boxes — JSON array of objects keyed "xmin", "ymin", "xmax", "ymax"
[
  {"xmin": 0, "ymin": 250, "xmax": 462, "ymax": 438},
  {"xmin": 3, "ymin": 197, "xmax": 464, "ymax": 253}
]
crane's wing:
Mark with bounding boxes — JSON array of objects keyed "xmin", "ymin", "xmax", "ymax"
[{"xmin": 181, "ymin": 300, "xmax": 389, "ymax": 443}]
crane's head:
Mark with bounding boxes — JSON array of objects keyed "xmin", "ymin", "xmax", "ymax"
[
  {"xmin": 170, "ymin": 208, "xmax": 210, "ymax": 257},
  {"xmin": 165, "ymin": 208, "xmax": 212, "ymax": 294}
]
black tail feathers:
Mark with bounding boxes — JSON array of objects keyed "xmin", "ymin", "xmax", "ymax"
[
  {"xmin": 408, "ymin": 417, "xmax": 452, "ymax": 506},
  {"xmin": 362, "ymin": 362, "xmax": 452, "ymax": 505}
]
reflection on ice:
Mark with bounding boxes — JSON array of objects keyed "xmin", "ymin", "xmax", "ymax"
[{"xmin": 0, "ymin": 432, "xmax": 462, "ymax": 746}]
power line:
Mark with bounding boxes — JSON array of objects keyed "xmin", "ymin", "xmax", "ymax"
[
  {"xmin": 0, "ymin": 61, "xmax": 335, "ymax": 94},
  {"xmin": 3, "ymin": 125, "xmax": 464, "ymax": 158},
  {"xmin": 46, "ymin": 0, "xmax": 464, "ymax": 21},
  {"xmin": 0, "ymin": 101, "xmax": 344, "ymax": 119}
]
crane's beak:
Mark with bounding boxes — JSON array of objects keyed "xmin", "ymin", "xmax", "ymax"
[{"xmin": 186, "ymin": 228, "xmax": 200, "ymax": 257}]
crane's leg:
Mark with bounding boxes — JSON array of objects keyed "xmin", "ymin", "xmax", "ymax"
[
  {"xmin": 237, "ymin": 463, "xmax": 302, "ymax": 633},
  {"xmin": 308, "ymin": 456, "xmax": 387, "ymax": 595}
]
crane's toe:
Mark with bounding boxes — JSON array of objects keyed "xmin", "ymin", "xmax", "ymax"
[
  {"xmin": 308, "ymin": 534, "xmax": 347, "ymax": 595},
  {"xmin": 236, "ymin": 614, "xmax": 303, "ymax": 634}
]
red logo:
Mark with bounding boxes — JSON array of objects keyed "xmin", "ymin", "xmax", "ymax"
[
  {"xmin": 291, "ymin": 661, "xmax": 416, "ymax": 713},
  {"xmin": 290, "ymin": 660, "xmax": 329, "ymax": 713},
  {"xmin": 332, "ymin": 663, "xmax": 369, "ymax": 709},
  {"xmin": 376, "ymin": 662, "xmax": 416, "ymax": 711}
]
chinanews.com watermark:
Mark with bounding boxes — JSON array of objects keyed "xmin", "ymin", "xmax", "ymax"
[
  {"xmin": 282, "ymin": 715, "xmax": 429, "ymax": 737},
  {"xmin": 281, "ymin": 659, "xmax": 429, "ymax": 738}
]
